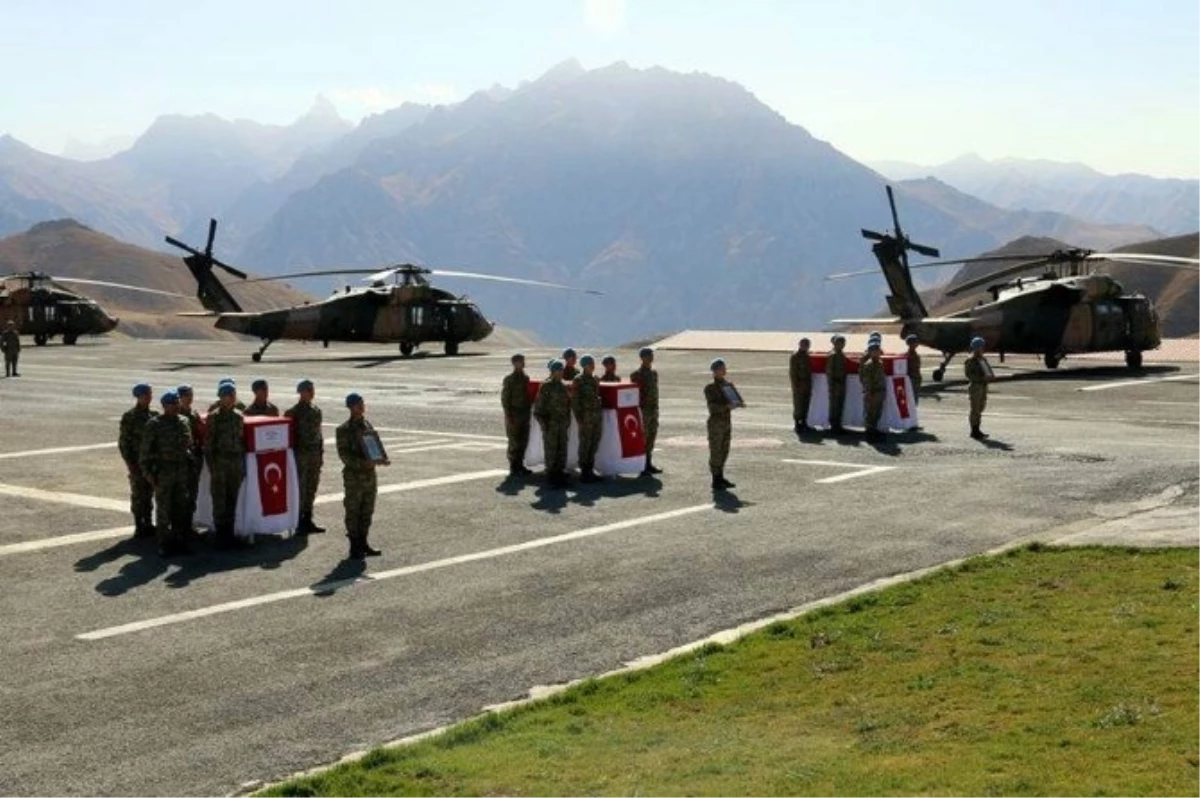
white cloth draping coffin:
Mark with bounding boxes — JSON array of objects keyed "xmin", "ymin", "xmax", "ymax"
[
  {"xmin": 802, "ymin": 354, "xmax": 919, "ymax": 431},
  {"xmin": 194, "ymin": 415, "xmax": 300, "ymax": 537},
  {"xmin": 523, "ymin": 381, "xmax": 647, "ymax": 475}
]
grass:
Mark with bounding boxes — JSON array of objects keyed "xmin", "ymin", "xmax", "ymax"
[{"xmin": 261, "ymin": 545, "xmax": 1199, "ymax": 796}]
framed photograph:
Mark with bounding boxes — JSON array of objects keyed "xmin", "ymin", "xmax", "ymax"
[
  {"xmin": 360, "ymin": 430, "xmax": 389, "ymax": 464},
  {"xmin": 721, "ymin": 382, "xmax": 745, "ymax": 408}
]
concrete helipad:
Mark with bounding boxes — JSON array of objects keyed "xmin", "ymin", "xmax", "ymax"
[{"xmin": 0, "ymin": 337, "xmax": 1196, "ymax": 795}]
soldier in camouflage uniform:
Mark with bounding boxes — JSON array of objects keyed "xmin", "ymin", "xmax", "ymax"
[
  {"xmin": 500, "ymin": 353, "xmax": 533, "ymax": 477},
  {"xmin": 573, "ymin": 354, "xmax": 603, "ymax": 483},
  {"xmin": 560, "ymin": 348, "xmax": 580, "ymax": 381},
  {"xmin": 599, "ymin": 355, "xmax": 620, "ymax": 383},
  {"xmin": 205, "ymin": 381, "xmax": 247, "ymax": 548},
  {"xmin": 630, "ymin": 346, "xmax": 662, "ymax": 476},
  {"xmin": 789, "ymin": 337, "xmax": 813, "ymax": 434},
  {"xmin": 207, "ymin": 377, "xmax": 246, "ymax": 412},
  {"xmin": 139, "ymin": 391, "xmax": 195, "ymax": 556},
  {"xmin": 964, "ymin": 336, "xmax": 994, "ymax": 440},
  {"xmin": 1, "ymin": 320, "xmax": 20, "ymax": 377},
  {"xmin": 905, "ymin": 334, "xmax": 922, "ymax": 405},
  {"xmin": 859, "ymin": 342, "xmax": 888, "ymax": 441},
  {"xmin": 176, "ymin": 384, "xmax": 205, "ymax": 531},
  {"xmin": 704, "ymin": 358, "xmax": 739, "ymax": 491},
  {"xmin": 533, "ymin": 359, "xmax": 572, "ymax": 488},
  {"xmin": 119, "ymin": 383, "xmax": 158, "ymax": 539},
  {"xmin": 826, "ymin": 334, "xmax": 848, "ymax": 434},
  {"xmin": 337, "ymin": 392, "xmax": 387, "ymax": 559},
  {"xmin": 285, "ymin": 378, "xmax": 326, "ymax": 534},
  {"xmin": 244, "ymin": 378, "xmax": 280, "ymax": 417}
]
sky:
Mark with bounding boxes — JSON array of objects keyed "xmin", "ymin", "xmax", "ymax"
[{"xmin": 1, "ymin": 0, "xmax": 1197, "ymax": 177}]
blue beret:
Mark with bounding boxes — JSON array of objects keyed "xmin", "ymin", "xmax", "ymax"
[
  {"xmin": 710, "ymin": 357, "xmax": 726, "ymax": 371},
  {"xmin": 160, "ymin": 390, "xmax": 179, "ymax": 405},
  {"xmin": 132, "ymin": 383, "xmax": 151, "ymax": 397},
  {"xmin": 562, "ymin": 348, "xmax": 577, "ymax": 358},
  {"xmin": 220, "ymin": 376, "xmax": 236, "ymax": 386},
  {"xmin": 869, "ymin": 330, "xmax": 882, "ymax": 338},
  {"xmin": 867, "ymin": 342, "xmax": 881, "ymax": 351},
  {"xmin": 176, "ymin": 384, "xmax": 193, "ymax": 396},
  {"xmin": 218, "ymin": 383, "xmax": 236, "ymax": 398},
  {"xmin": 601, "ymin": 354, "xmax": 616, "ymax": 366},
  {"xmin": 639, "ymin": 347, "xmax": 654, "ymax": 358},
  {"xmin": 970, "ymin": 336, "xmax": 986, "ymax": 350},
  {"xmin": 296, "ymin": 379, "xmax": 313, "ymax": 392},
  {"xmin": 510, "ymin": 353, "xmax": 525, "ymax": 364},
  {"xmin": 905, "ymin": 334, "xmax": 919, "ymax": 344},
  {"xmin": 549, "ymin": 359, "xmax": 565, "ymax": 373},
  {"xmin": 345, "ymin": 392, "xmax": 363, "ymax": 407},
  {"xmin": 580, "ymin": 354, "xmax": 595, "ymax": 367},
  {"xmin": 252, "ymin": 379, "xmax": 268, "ymax": 391}
]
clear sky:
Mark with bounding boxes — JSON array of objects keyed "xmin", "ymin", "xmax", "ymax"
[{"xmin": 2, "ymin": 0, "xmax": 1197, "ymax": 176}]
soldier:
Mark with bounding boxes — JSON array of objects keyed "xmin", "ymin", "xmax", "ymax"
[
  {"xmin": 336, "ymin": 393, "xmax": 388, "ymax": 559},
  {"xmin": 533, "ymin": 359, "xmax": 572, "ymax": 488},
  {"xmin": 139, "ymin": 391, "xmax": 195, "ymax": 556},
  {"xmin": 789, "ymin": 337, "xmax": 813, "ymax": 434},
  {"xmin": 964, "ymin": 336, "xmax": 995, "ymax": 440},
  {"xmin": 205, "ymin": 381, "xmax": 247, "ymax": 549},
  {"xmin": 1, "ymin": 320, "xmax": 19, "ymax": 377},
  {"xmin": 176, "ymin": 384, "xmax": 205, "ymax": 531},
  {"xmin": 500, "ymin": 353, "xmax": 533, "ymax": 477},
  {"xmin": 827, "ymin": 334, "xmax": 847, "ymax": 434},
  {"xmin": 599, "ymin": 354, "xmax": 621, "ymax": 382},
  {"xmin": 207, "ymin": 377, "xmax": 246, "ymax": 412},
  {"xmin": 905, "ymin": 334, "xmax": 922, "ymax": 404},
  {"xmin": 244, "ymin": 378, "xmax": 280, "ymax": 417},
  {"xmin": 630, "ymin": 346, "xmax": 662, "ymax": 476},
  {"xmin": 561, "ymin": 348, "xmax": 580, "ymax": 381},
  {"xmin": 704, "ymin": 358, "xmax": 739, "ymax": 491},
  {"xmin": 285, "ymin": 378, "xmax": 326, "ymax": 534},
  {"xmin": 573, "ymin": 354, "xmax": 603, "ymax": 483},
  {"xmin": 119, "ymin": 383, "xmax": 158, "ymax": 539},
  {"xmin": 859, "ymin": 342, "xmax": 888, "ymax": 441}
]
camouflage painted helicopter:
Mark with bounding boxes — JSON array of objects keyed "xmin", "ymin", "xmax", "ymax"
[
  {"xmin": 166, "ymin": 220, "xmax": 601, "ymax": 361},
  {"xmin": 828, "ymin": 187, "xmax": 1199, "ymax": 379},
  {"xmin": 0, "ymin": 271, "xmax": 182, "ymax": 345}
]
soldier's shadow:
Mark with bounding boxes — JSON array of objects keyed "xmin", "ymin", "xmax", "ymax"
[
  {"xmin": 530, "ymin": 483, "xmax": 569, "ymax": 514},
  {"xmin": 976, "ymin": 437, "xmax": 1015, "ymax": 452},
  {"xmin": 91, "ymin": 546, "xmax": 171, "ymax": 597},
  {"xmin": 713, "ymin": 491, "xmax": 753, "ymax": 513},
  {"xmin": 569, "ymin": 475, "xmax": 661, "ymax": 507},
  {"xmin": 494, "ymin": 474, "xmax": 527, "ymax": 497},
  {"xmin": 75, "ymin": 536, "xmax": 143, "ymax": 573},
  {"xmin": 312, "ymin": 558, "xmax": 368, "ymax": 598},
  {"xmin": 161, "ymin": 533, "xmax": 311, "ymax": 589}
]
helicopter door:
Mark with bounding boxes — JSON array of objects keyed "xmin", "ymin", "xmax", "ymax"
[{"xmin": 1092, "ymin": 301, "xmax": 1123, "ymax": 349}]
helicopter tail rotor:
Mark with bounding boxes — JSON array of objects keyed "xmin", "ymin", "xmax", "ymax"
[{"xmin": 164, "ymin": 219, "xmax": 245, "ymax": 313}]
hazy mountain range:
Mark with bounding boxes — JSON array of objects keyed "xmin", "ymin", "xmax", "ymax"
[{"xmin": 1, "ymin": 60, "xmax": 1195, "ymax": 343}]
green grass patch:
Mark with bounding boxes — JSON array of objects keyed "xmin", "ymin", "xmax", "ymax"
[{"xmin": 262, "ymin": 546, "xmax": 1199, "ymax": 796}]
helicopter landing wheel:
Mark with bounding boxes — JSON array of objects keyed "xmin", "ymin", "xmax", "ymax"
[
  {"xmin": 1125, "ymin": 350, "xmax": 1143, "ymax": 370},
  {"xmin": 444, "ymin": 341, "xmax": 459, "ymax": 356},
  {"xmin": 251, "ymin": 339, "xmax": 274, "ymax": 363},
  {"xmin": 63, "ymin": 333, "xmax": 78, "ymax": 345},
  {"xmin": 400, "ymin": 343, "xmax": 415, "ymax": 357},
  {"xmin": 1044, "ymin": 353, "xmax": 1061, "ymax": 370},
  {"xmin": 322, "ymin": 340, "xmax": 329, "ymax": 349},
  {"xmin": 34, "ymin": 334, "xmax": 48, "ymax": 346},
  {"xmin": 932, "ymin": 368, "xmax": 945, "ymax": 382}
]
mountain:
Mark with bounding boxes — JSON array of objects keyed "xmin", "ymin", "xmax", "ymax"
[
  {"xmin": 0, "ymin": 219, "xmax": 311, "ymax": 339},
  {"xmin": 873, "ymin": 154, "xmax": 1199, "ymax": 235}
]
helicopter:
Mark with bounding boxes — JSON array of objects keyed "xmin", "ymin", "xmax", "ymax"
[
  {"xmin": 827, "ymin": 186, "xmax": 1199, "ymax": 380},
  {"xmin": 0, "ymin": 271, "xmax": 183, "ymax": 345},
  {"xmin": 165, "ymin": 220, "xmax": 601, "ymax": 361}
]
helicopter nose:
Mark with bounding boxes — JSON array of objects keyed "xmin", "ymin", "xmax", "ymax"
[{"xmin": 102, "ymin": 314, "xmax": 119, "ymax": 332}]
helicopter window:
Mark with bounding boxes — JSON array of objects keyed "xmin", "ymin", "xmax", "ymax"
[{"xmin": 409, "ymin": 306, "xmax": 425, "ymax": 327}]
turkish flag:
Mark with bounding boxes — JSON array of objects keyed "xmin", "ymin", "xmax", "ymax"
[
  {"xmin": 255, "ymin": 449, "xmax": 290, "ymax": 517},
  {"xmin": 892, "ymin": 377, "xmax": 911, "ymax": 420},
  {"xmin": 616, "ymin": 406, "xmax": 646, "ymax": 457}
]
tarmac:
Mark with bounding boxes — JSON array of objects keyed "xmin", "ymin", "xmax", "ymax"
[{"xmin": 0, "ymin": 337, "xmax": 1196, "ymax": 796}]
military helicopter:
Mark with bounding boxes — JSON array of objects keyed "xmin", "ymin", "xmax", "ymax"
[
  {"xmin": 0, "ymin": 271, "xmax": 183, "ymax": 345},
  {"xmin": 165, "ymin": 220, "xmax": 601, "ymax": 361},
  {"xmin": 827, "ymin": 187, "xmax": 1199, "ymax": 379}
]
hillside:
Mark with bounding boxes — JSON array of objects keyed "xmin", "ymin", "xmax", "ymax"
[{"xmin": 0, "ymin": 220, "xmax": 312, "ymax": 339}]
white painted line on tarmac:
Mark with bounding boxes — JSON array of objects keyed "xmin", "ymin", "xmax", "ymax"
[
  {"xmin": 1137, "ymin": 400, "xmax": 1199, "ymax": 406},
  {"xmin": 1079, "ymin": 374, "xmax": 1200, "ymax": 392},
  {"xmin": 0, "ymin": 442, "xmax": 116, "ymax": 460},
  {"xmin": 77, "ymin": 503, "xmax": 715, "ymax": 641},
  {"xmin": 0, "ymin": 483, "xmax": 128, "ymax": 512},
  {"xmin": 782, "ymin": 459, "xmax": 898, "ymax": 484},
  {"xmin": 312, "ymin": 468, "xmax": 507, "ymax": 505},
  {"xmin": 321, "ymin": 424, "xmax": 506, "ymax": 441},
  {"xmin": 0, "ymin": 525, "xmax": 134, "ymax": 557}
]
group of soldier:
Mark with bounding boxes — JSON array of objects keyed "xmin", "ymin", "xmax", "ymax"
[
  {"xmin": 1, "ymin": 320, "xmax": 19, "ymax": 377},
  {"xmin": 119, "ymin": 376, "xmax": 389, "ymax": 561}
]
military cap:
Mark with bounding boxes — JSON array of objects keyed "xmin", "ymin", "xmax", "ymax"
[
  {"xmin": 601, "ymin": 354, "xmax": 616, "ymax": 366},
  {"xmin": 562, "ymin": 347, "xmax": 577, "ymax": 359},
  {"xmin": 549, "ymin": 359, "xmax": 565, "ymax": 373},
  {"xmin": 296, "ymin": 378, "xmax": 314, "ymax": 392},
  {"xmin": 132, "ymin": 382, "xmax": 151, "ymax": 398},
  {"xmin": 638, "ymin": 346, "xmax": 654, "ymax": 358},
  {"xmin": 220, "ymin": 376, "xmax": 236, "ymax": 386},
  {"xmin": 218, "ymin": 383, "xmax": 236, "ymax": 398},
  {"xmin": 868, "ymin": 333, "xmax": 882, "ymax": 342},
  {"xmin": 905, "ymin": 334, "xmax": 918, "ymax": 344},
  {"xmin": 970, "ymin": 336, "xmax": 986, "ymax": 350},
  {"xmin": 345, "ymin": 392, "xmax": 364, "ymax": 407},
  {"xmin": 867, "ymin": 342, "xmax": 881, "ymax": 352},
  {"xmin": 176, "ymin": 384, "xmax": 193, "ymax": 396},
  {"xmin": 510, "ymin": 353, "xmax": 525, "ymax": 364},
  {"xmin": 160, "ymin": 390, "xmax": 179, "ymax": 405},
  {"xmin": 831, "ymin": 334, "xmax": 845, "ymax": 344},
  {"xmin": 710, "ymin": 357, "xmax": 727, "ymax": 371},
  {"xmin": 868, "ymin": 330, "xmax": 882, "ymax": 339},
  {"xmin": 251, "ymin": 378, "xmax": 268, "ymax": 391},
  {"xmin": 580, "ymin": 354, "xmax": 595, "ymax": 367}
]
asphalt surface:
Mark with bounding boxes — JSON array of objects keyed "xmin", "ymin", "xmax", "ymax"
[{"xmin": 0, "ymin": 338, "xmax": 1196, "ymax": 796}]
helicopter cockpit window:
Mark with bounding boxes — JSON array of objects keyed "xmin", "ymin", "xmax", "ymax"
[{"xmin": 408, "ymin": 306, "xmax": 425, "ymax": 327}]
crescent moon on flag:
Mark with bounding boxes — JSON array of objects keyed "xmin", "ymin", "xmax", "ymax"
[
  {"xmin": 264, "ymin": 463, "xmax": 283, "ymax": 484},
  {"xmin": 623, "ymin": 414, "xmax": 640, "ymax": 437}
]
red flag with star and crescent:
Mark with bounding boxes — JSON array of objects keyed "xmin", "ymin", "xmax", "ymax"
[
  {"xmin": 255, "ymin": 448, "xmax": 290, "ymax": 516},
  {"xmin": 892, "ymin": 377, "xmax": 911, "ymax": 419},
  {"xmin": 616, "ymin": 406, "xmax": 646, "ymax": 457}
]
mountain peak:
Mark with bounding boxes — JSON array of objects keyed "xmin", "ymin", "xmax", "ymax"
[
  {"xmin": 537, "ymin": 58, "xmax": 586, "ymax": 84},
  {"xmin": 300, "ymin": 94, "xmax": 345, "ymax": 124}
]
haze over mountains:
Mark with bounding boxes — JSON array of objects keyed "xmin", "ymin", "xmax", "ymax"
[{"xmin": 1, "ymin": 61, "xmax": 1195, "ymax": 343}]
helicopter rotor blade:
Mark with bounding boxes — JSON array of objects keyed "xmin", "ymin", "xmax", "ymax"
[
  {"xmin": 430, "ymin": 269, "xmax": 603, "ymax": 295},
  {"xmin": 908, "ymin": 242, "xmax": 941, "ymax": 258},
  {"xmin": 164, "ymin": 235, "xmax": 202, "ymax": 258},
  {"xmin": 824, "ymin": 258, "xmax": 975, "ymax": 281},
  {"xmin": 1086, "ymin": 252, "xmax": 1200, "ymax": 267},
  {"xmin": 944, "ymin": 258, "xmax": 1051, "ymax": 297},
  {"xmin": 205, "ymin": 219, "xmax": 217, "ymax": 259},
  {"xmin": 163, "ymin": 232, "xmax": 248, "ymax": 279},
  {"xmin": 860, "ymin": 229, "xmax": 886, "ymax": 242},
  {"xmin": 239, "ymin": 268, "xmax": 386, "ymax": 284},
  {"xmin": 886, "ymin": 185, "xmax": 904, "ymax": 242},
  {"xmin": 51, "ymin": 277, "xmax": 188, "ymax": 298}
]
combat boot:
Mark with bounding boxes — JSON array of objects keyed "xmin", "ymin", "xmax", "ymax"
[
  {"xmin": 711, "ymin": 473, "xmax": 724, "ymax": 491},
  {"xmin": 509, "ymin": 460, "xmax": 523, "ymax": 477},
  {"xmin": 358, "ymin": 526, "xmax": 382, "ymax": 557},
  {"xmin": 969, "ymin": 426, "xmax": 987, "ymax": 440},
  {"xmin": 646, "ymin": 455, "xmax": 662, "ymax": 475},
  {"xmin": 308, "ymin": 514, "xmax": 326, "ymax": 533},
  {"xmin": 718, "ymin": 472, "xmax": 736, "ymax": 489},
  {"xmin": 133, "ymin": 514, "xmax": 155, "ymax": 539},
  {"xmin": 580, "ymin": 468, "xmax": 600, "ymax": 483}
]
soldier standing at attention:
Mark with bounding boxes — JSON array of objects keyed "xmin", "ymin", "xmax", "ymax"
[
  {"xmin": 573, "ymin": 354, "xmax": 603, "ymax": 483},
  {"xmin": 827, "ymin": 335, "xmax": 848, "ymax": 434},
  {"xmin": 337, "ymin": 393, "xmax": 387, "ymax": 559},
  {"xmin": 705, "ymin": 358, "xmax": 738, "ymax": 491},
  {"xmin": 859, "ymin": 342, "xmax": 888, "ymax": 441},
  {"xmin": 139, "ymin": 391, "xmax": 195, "ymax": 556},
  {"xmin": 208, "ymin": 377, "xmax": 246, "ymax": 412},
  {"xmin": 630, "ymin": 346, "xmax": 662, "ymax": 476},
  {"xmin": 206, "ymin": 381, "xmax": 247, "ymax": 549},
  {"xmin": 1, "ymin": 320, "xmax": 20, "ymax": 377},
  {"xmin": 533, "ymin": 359, "xmax": 572, "ymax": 488},
  {"xmin": 245, "ymin": 378, "xmax": 280, "ymax": 417},
  {"xmin": 964, "ymin": 336, "xmax": 994, "ymax": 440},
  {"xmin": 905, "ymin": 334, "xmax": 922, "ymax": 404},
  {"xmin": 176, "ymin": 385, "xmax": 205, "ymax": 532},
  {"xmin": 286, "ymin": 379, "xmax": 326, "ymax": 535},
  {"xmin": 789, "ymin": 337, "xmax": 813, "ymax": 434},
  {"xmin": 119, "ymin": 383, "xmax": 158, "ymax": 539},
  {"xmin": 599, "ymin": 355, "xmax": 621, "ymax": 382},
  {"xmin": 501, "ymin": 353, "xmax": 534, "ymax": 477},
  {"xmin": 561, "ymin": 348, "xmax": 580, "ymax": 381}
]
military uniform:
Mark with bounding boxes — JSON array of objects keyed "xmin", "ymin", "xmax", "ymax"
[
  {"xmin": 1, "ymin": 324, "xmax": 20, "ymax": 377},
  {"xmin": 859, "ymin": 356, "xmax": 887, "ymax": 437},
  {"xmin": 207, "ymin": 399, "xmax": 246, "ymax": 413},
  {"xmin": 789, "ymin": 349, "xmax": 812, "ymax": 429},
  {"xmin": 827, "ymin": 350, "xmax": 847, "ymax": 431},
  {"xmin": 244, "ymin": 401, "xmax": 280, "ymax": 417},
  {"xmin": 630, "ymin": 364, "xmax": 660, "ymax": 474},
  {"xmin": 572, "ymin": 371, "xmax": 603, "ymax": 481},
  {"xmin": 500, "ymin": 369, "xmax": 532, "ymax": 475},
  {"xmin": 534, "ymin": 377, "xmax": 571, "ymax": 486},
  {"xmin": 704, "ymin": 378, "xmax": 735, "ymax": 488},
  {"xmin": 140, "ymin": 411, "xmax": 195, "ymax": 553},
  {"xmin": 964, "ymin": 351, "xmax": 992, "ymax": 438},
  {"xmin": 119, "ymin": 403, "xmax": 159, "ymax": 537},
  {"xmin": 906, "ymin": 348, "xmax": 922, "ymax": 404},
  {"xmin": 561, "ymin": 365, "xmax": 579, "ymax": 382},
  {"xmin": 599, "ymin": 371, "xmax": 621, "ymax": 383},
  {"xmin": 285, "ymin": 399, "xmax": 325, "ymax": 533},
  {"xmin": 179, "ymin": 403, "xmax": 205, "ymax": 528},
  {"xmin": 336, "ymin": 415, "xmax": 380, "ymax": 555},
  {"xmin": 205, "ymin": 404, "xmax": 246, "ymax": 545}
]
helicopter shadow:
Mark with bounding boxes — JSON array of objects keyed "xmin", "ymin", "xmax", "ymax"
[
  {"xmin": 925, "ymin": 363, "xmax": 1180, "ymax": 393},
  {"xmin": 160, "ymin": 351, "xmax": 489, "ymax": 371}
]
